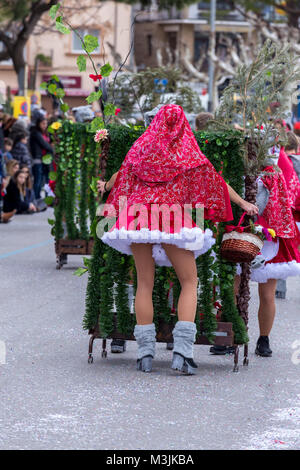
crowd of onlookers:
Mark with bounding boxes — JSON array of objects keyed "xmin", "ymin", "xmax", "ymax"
[{"xmin": 0, "ymin": 105, "xmax": 54, "ymax": 223}]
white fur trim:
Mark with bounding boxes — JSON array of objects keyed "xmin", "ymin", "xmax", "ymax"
[
  {"xmin": 251, "ymin": 260, "xmax": 300, "ymax": 283},
  {"xmin": 101, "ymin": 227, "xmax": 216, "ymax": 267}
]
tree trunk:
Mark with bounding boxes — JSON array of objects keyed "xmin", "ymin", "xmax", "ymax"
[
  {"xmin": 12, "ymin": 43, "xmax": 26, "ymax": 95},
  {"xmin": 237, "ymin": 141, "xmax": 258, "ymax": 327}
]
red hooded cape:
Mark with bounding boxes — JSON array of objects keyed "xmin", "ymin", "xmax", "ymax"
[{"xmin": 104, "ymin": 104, "xmax": 232, "ymax": 223}]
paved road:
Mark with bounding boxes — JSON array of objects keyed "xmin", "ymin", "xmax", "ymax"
[{"xmin": 0, "ymin": 211, "xmax": 300, "ymax": 450}]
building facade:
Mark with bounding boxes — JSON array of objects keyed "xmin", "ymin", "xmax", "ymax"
[
  {"xmin": 134, "ymin": 1, "xmax": 282, "ymax": 70},
  {"xmin": 0, "ymin": 1, "xmax": 132, "ymax": 113}
]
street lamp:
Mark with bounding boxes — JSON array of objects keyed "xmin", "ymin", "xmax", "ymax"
[{"xmin": 208, "ymin": 0, "xmax": 216, "ymax": 113}]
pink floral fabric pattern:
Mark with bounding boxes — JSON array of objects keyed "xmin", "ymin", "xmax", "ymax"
[
  {"xmin": 104, "ymin": 104, "xmax": 233, "ymax": 223},
  {"xmin": 259, "ymin": 166, "xmax": 297, "ymax": 239},
  {"xmin": 278, "ymin": 148, "xmax": 300, "ymax": 210}
]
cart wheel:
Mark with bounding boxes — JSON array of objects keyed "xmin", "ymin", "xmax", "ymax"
[
  {"xmin": 102, "ymin": 350, "xmax": 107, "ymax": 358},
  {"xmin": 88, "ymin": 354, "xmax": 94, "ymax": 364},
  {"xmin": 233, "ymin": 364, "xmax": 239, "ymax": 373},
  {"xmin": 56, "ymin": 255, "xmax": 63, "ymax": 270},
  {"xmin": 243, "ymin": 357, "xmax": 249, "ymax": 366}
]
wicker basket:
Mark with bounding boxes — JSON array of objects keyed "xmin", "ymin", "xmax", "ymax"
[{"xmin": 221, "ymin": 230, "xmax": 263, "ymax": 263}]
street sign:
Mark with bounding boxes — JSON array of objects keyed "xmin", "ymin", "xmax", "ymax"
[{"xmin": 154, "ymin": 78, "xmax": 168, "ymax": 94}]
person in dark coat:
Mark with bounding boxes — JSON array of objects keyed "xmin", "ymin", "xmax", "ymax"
[
  {"xmin": 3, "ymin": 170, "xmax": 36, "ymax": 214},
  {"xmin": 12, "ymin": 132, "xmax": 32, "ymax": 171},
  {"xmin": 30, "ymin": 117, "xmax": 53, "ymax": 199}
]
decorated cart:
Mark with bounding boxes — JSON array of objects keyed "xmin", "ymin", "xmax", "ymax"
[
  {"xmin": 46, "ymin": 6, "xmax": 300, "ymax": 373},
  {"xmin": 49, "ymin": 123, "xmax": 251, "ymax": 371}
]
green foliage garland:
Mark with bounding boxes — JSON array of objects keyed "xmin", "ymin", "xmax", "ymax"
[
  {"xmin": 52, "ymin": 123, "xmax": 247, "ymax": 343},
  {"xmin": 83, "ymin": 237, "xmax": 103, "ymax": 330}
]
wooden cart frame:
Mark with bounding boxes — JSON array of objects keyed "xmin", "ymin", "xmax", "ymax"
[{"xmin": 87, "ymin": 316, "xmax": 249, "ymax": 372}]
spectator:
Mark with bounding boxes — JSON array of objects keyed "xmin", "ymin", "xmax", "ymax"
[
  {"xmin": 30, "ymin": 117, "xmax": 53, "ymax": 199},
  {"xmin": 21, "ymin": 166, "xmax": 47, "ymax": 212},
  {"xmin": 2, "ymin": 114, "xmax": 17, "ymax": 137},
  {"xmin": 0, "ymin": 108, "xmax": 5, "ymax": 152},
  {"xmin": 3, "ymin": 170, "xmax": 36, "ymax": 215},
  {"xmin": 12, "ymin": 132, "xmax": 32, "ymax": 171},
  {"xmin": 9, "ymin": 119, "xmax": 28, "ymax": 143},
  {"xmin": 3, "ymin": 137, "xmax": 13, "ymax": 163},
  {"xmin": 195, "ymin": 112, "xmax": 214, "ymax": 131},
  {"xmin": 6, "ymin": 159, "xmax": 20, "ymax": 178}
]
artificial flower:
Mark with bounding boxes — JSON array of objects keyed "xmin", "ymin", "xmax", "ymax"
[
  {"xmin": 115, "ymin": 108, "xmax": 121, "ymax": 116},
  {"xmin": 267, "ymin": 228, "xmax": 276, "ymax": 238},
  {"xmin": 89, "ymin": 74, "xmax": 103, "ymax": 82},
  {"xmin": 51, "ymin": 122, "xmax": 62, "ymax": 130},
  {"xmin": 94, "ymin": 128, "xmax": 108, "ymax": 143},
  {"xmin": 262, "ymin": 227, "xmax": 272, "ymax": 241}
]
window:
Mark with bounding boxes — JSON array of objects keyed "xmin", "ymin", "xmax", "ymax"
[
  {"xmin": 72, "ymin": 29, "xmax": 100, "ymax": 53},
  {"xmin": 146, "ymin": 34, "xmax": 152, "ymax": 57}
]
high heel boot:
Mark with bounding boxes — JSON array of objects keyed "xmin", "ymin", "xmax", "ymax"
[
  {"xmin": 134, "ymin": 323, "xmax": 156, "ymax": 372},
  {"xmin": 171, "ymin": 321, "xmax": 198, "ymax": 375}
]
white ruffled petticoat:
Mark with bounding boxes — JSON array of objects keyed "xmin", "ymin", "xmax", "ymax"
[
  {"xmin": 237, "ymin": 239, "xmax": 300, "ymax": 283},
  {"xmin": 101, "ymin": 227, "xmax": 216, "ymax": 267}
]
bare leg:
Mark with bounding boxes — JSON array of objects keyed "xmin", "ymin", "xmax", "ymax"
[
  {"xmin": 258, "ymin": 279, "xmax": 277, "ymax": 336},
  {"xmin": 131, "ymin": 243, "xmax": 155, "ymax": 325},
  {"xmin": 161, "ymin": 243, "xmax": 198, "ymax": 321}
]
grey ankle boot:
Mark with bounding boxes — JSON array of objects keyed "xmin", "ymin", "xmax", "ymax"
[
  {"xmin": 171, "ymin": 321, "xmax": 198, "ymax": 375},
  {"xmin": 134, "ymin": 323, "xmax": 156, "ymax": 372}
]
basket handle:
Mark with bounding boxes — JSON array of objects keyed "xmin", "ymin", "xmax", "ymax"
[{"xmin": 237, "ymin": 211, "xmax": 247, "ymax": 228}]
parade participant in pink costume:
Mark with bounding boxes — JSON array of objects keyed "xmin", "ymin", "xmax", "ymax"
[
  {"xmin": 249, "ymin": 158, "xmax": 300, "ymax": 357},
  {"xmin": 97, "ymin": 104, "xmax": 257, "ymax": 374},
  {"xmin": 280, "ymin": 134, "xmax": 300, "ymax": 229}
]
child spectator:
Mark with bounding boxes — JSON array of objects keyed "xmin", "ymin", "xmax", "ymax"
[
  {"xmin": 12, "ymin": 132, "xmax": 32, "ymax": 171},
  {"xmin": 3, "ymin": 137, "xmax": 13, "ymax": 163}
]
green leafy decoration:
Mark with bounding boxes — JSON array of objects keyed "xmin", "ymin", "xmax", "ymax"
[
  {"xmin": 86, "ymin": 90, "xmax": 102, "ymax": 104},
  {"xmin": 90, "ymin": 117, "xmax": 105, "ymax": 132},
  {"xmin": 55, "ymin": 16, "xmax": 70, "ymax": 34},
  {"xmin": 49, "ymin": 4, "xmax": 61, "ymax": 20},
  {"xmin": 49, "ymin": 171, "xmax": 57, "ymax": 181},
  {"xmin": 47, "ymin": 83, "xmax": 57, "ymax": 95},
  {"xmin": 74, "ymin": 267, "xmax": 88, "ymax": 277},
  {"xmin": 45, "ymin": 196, "xmax": 54, "ymax": 206},
  {"xmin": 100, "ymin": 63, "xmax": 113, "ymax": 77},
  {"xmin": 104, "ymin": 103, "xmax": 116, "ymax": 116},
  {"xmin": 56, "ymin": 88, "xmax": 65, "ymax": 99},
  {"xmin": 42, "ymin": 154, "xmax": 53, "ymax": 165},
  {"xmin": 83, "ymin": 34, "xmax": 99, "ymax": 53},
  {"xmin": 60, "ymin": 103, "xmax": 69, "ymax": 113},
  {"xmin": 77, "ymin": 55, "xmax": 87, "ymax": 72}
]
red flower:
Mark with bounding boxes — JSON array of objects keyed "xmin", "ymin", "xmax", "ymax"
[
  {"xmin": 205, "ymin": 139, "xmax": 209, "ymax": 144},
  {"xmin": 260, "ymin": 125, "xmax": 264, "ymax": 130},
  {"xmin": 89, "ymin": 74, "xmax": 103, "ymax": 82},
  {"xmin": 115, "ymin": 108, "xmax": 121, "ymax": 116}
]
